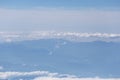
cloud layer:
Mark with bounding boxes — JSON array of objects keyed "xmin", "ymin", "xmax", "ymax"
[
  {"xmin": 0, "ymin": 31, "xmax": 120, "ymax": 42},
  {"xmin": 34, "ymin": 77, "xmax": 120, "ymax": 80},
  {"xmin": 0, "ymin": 71, "xmax": 120, "ymax": 80},
  {"xmin": 0, "ymin": 71, "xmax": 58, "ymax": 79}
]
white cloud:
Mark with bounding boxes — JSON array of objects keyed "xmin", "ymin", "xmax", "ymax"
[
  {"xmin": 0, "ymin": 71, "xmax": 58, "ymax": 79},
  {"xmin": 0, "ymin": 71, "xmax": 120, "ymax": 80},
  {"xmin": 34, "ymin": 77, "xmax": 120, "ymax": 80},
  {"xmin": 0, "ymin": 32, "xmax": 120, "ymax": 42}
]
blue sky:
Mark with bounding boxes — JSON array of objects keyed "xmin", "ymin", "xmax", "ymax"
[
  {"xmin": 0, "ymin": 0, "xmax": 120, "ymax": 33},
  {"xmin": 0, "ymin": 0, "xmax": 120, "ymax": 8}
]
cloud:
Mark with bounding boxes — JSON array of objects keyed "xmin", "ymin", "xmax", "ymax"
[
  {"xmin": 0, "ymin": 8, "xmax": 120, "ymax": 32},
  {"xmin": 0, "ymin": 71, "xmax": 58, "ymax": 79},
  {"xmin": 0, "ymin": 71, "xmax": 120, "ymax": 80},
  {"xmin": 34, "ymin": 77, "xmax": 120, "ymax": 80},
  {"xmin": 0, "ymin": 32, "xmax": 120, "ymax": 42}
]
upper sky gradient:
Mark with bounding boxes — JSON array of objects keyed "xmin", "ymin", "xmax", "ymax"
[
  {"xmin": 0, "ymin": 0, "xmax": 120, "ymax": 8},
  {"xmin": 0, "ymin": 0, "xmax": 120, "ymax": 33}
]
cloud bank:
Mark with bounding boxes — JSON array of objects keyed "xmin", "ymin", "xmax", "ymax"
[
  {"xmin": 34, "ymin": 77, "xmax": 120, "ymax": 80},
  {"xmin": 0, "ymin": 71, "xmax": 58, "ymax": 79},
  {"xmin": 0, "ymin": 71, "xmax": 120, "ymax": 80},
  {"xmin": 0, "ymin": 32, "xmax": 120, "ymax": 42}
]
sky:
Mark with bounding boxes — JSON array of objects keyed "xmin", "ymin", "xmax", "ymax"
[{"xmin": 0, "ymin": 0, "xmax": 120, "ymax": 33}]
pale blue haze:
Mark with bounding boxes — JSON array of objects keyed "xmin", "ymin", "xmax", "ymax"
[
  {"xmin": 0, "ymin": 1, "xmax": 120, "ymax": 80},
  {"xmin": 0, "ymin": 0, "xmax": 120, "ymax": 32}
]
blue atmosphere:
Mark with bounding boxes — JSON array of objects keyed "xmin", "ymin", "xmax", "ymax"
[
  {"xmin": 0, "ymin": 1, "xmax": 120, "ymax": 80},
  {"xmin": 0, "ymin": 0, "xmax": 120, "ymax": 33},
  {"xmin": 0, "ymin": 0, "xmax": 120, "ymax": 8}
]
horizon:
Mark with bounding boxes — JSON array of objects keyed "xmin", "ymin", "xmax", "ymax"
[
  {"xmin": 0, "ymin": 0, "xmax": 120, "ymax": 33},
  {"xmin": 0, "ymin": 1, "xmax": 120, "ymax": 80}
]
